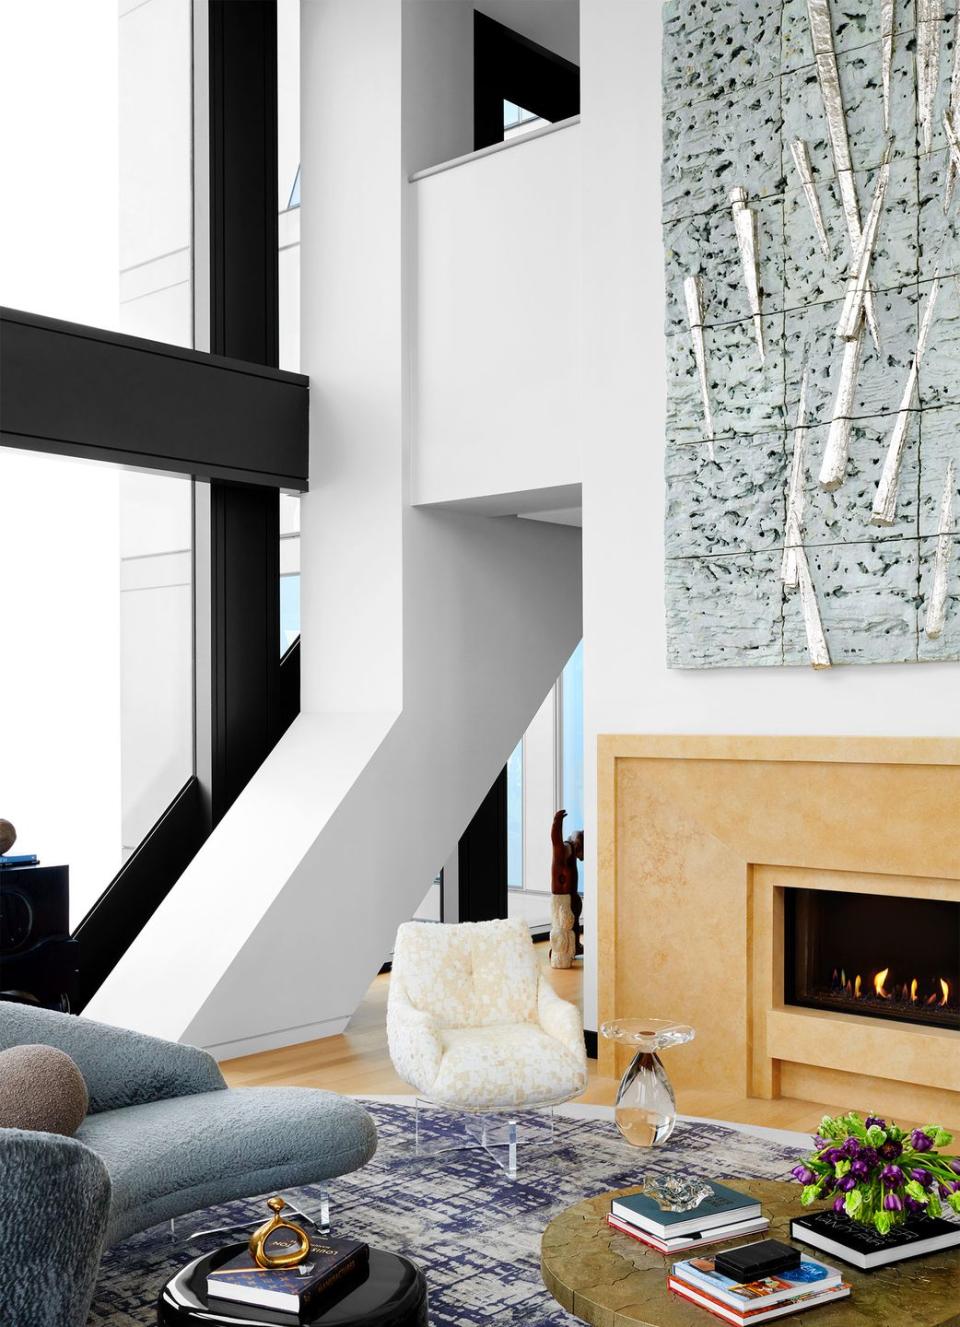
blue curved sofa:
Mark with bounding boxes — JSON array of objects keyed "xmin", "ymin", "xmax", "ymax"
[{"xmin": 0, "ymin": 1004, "xmax": 378, "ymax": 1327}]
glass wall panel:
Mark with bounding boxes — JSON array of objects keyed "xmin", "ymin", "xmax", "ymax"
[
  {"xmin": 280, "ymin": 494, "xmax": 301, "ymax": 652},
  {"xmin": 0, "ymin": 1, "xmax": 120, "ymax": 331},
  {"xmin": 0, "ymin": 448, "xmax": 194, "ymax": 927},
  {"xmin": 507, "ymin": 641, "xmax": 585, "ymax": 932},
  {"xmin": 560, "ymin": 640, "xmax": 584, "ymax": 833},
  {"xmin": 506, "ymin": 739, "xmax": 524, "ymax": 889},
  {"xmin": 278, "ymin": 0, "xmax": 301, "ymax": 370},
  {"xmin": 119, "ymin": 0, "xmax": 194, "ymax": 347}
]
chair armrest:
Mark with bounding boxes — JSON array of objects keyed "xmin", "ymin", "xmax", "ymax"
[
  {"xmin": 0, "ymin": 1003, "xmax": 225, "ymax": 1113},
  {"xmin": 0, "ymin": 1128, "xmax": 111, "ymax": 1327},
  {"xmin": 537, "ymin": 977, "xmax": 587, "ymax": 1066},
  {"xmin": 386, "ymin": 980, "xmax": 444, "ymax": 1095}
]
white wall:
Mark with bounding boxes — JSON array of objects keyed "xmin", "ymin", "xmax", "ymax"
[
  {"xmin": 412, "ymin": 122, "xmax": 582, "ymax": 508},
  {"xmin": 88, "ymin": 0, "xmax": 582, "ymax": 1056},
  {"xmin": 579, "ymin": 0, "xmax": 960, "ymax": 1034}
]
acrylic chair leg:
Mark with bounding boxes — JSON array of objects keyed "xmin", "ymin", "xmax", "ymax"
[
  {"xmin": 503, "ymin": 1118, "xmax": 518, "ymax": 1180},
  {"xmin": 285, "ymin": 1188, "xmax": 330, "ymax": 1235}
]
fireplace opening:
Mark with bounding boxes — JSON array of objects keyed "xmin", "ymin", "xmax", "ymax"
[{"xmin": 784, "ymin": 888, "xmax": 960, "ymax": 1032}]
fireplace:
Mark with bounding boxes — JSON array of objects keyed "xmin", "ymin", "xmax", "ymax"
[{"xmin": 784, "ymin": 888, "xmax": 960, "ymax": 1033}]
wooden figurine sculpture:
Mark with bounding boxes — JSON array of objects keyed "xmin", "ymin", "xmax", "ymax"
[{"xmin": 549, "ymin": 810, "xmax": 584, "ymax": 969}]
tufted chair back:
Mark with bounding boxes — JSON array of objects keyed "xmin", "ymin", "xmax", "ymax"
[{"xmin": 392, "ymin": 917, "xmax": 540, "ymax": 1029}]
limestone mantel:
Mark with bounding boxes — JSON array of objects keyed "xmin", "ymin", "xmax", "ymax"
[{"xmin": 597, "ymin": 735, "xmax": 960, "ymax": 1127}]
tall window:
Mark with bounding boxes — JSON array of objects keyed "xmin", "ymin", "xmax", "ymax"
[
  {"xmin": 119, "ymin": 0, "xmax": 194, "ymax": 347},
  {"xmin": 506, "ymin": 740, "xmax": 524, "ymax": 888},
  {"xmin": 506, "ymin": 641, "xmax": 584, "ymax": 930},
  {"xmin": 560, "ymin": 640, "xmax": 584, "ymax": 844},
  {"xmin": 278, "ymin": 0, "xmax": 301, "ymax": 370},
  {"xmin": 503, "ymin": 99, "xmax": 548, "ymax": 140},
  {"xmin": 280, "ymin": 494, "xmax": 301, "ymax": 652},
  {"xmin": 0, "ymin": 450, "xmax": 194, "ymax": 927}
]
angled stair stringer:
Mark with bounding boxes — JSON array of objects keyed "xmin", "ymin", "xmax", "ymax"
[{"xmin": 87, "ymin": 507, "xmax": 582, "ymax": 1055}]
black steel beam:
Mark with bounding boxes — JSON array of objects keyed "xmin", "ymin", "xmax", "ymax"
[
  {"xmin": 209, "ymin": 0, "xmax": 279, "ymax": 366},
  {"xmin": 211, "ymin": 483, "xmax": 281, "ymax": 823},
  {"xmin": 0, "ymin": 307, "xmax": 307, "ymax": 489}
]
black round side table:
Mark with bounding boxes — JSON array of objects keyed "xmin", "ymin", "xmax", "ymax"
[{"xmin": 157, "ymin": 1243, "xmax": 428, "ymax": 1326}]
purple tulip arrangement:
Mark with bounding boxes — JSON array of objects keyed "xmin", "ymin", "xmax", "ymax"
[{"xmin": 791, "ymin": 1112, "xmax": 960, "ymax": 1236}]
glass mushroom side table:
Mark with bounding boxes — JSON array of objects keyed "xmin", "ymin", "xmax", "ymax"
[{"xmin": 600, "ymin": 1019, "xmax": 695, "ymax": 1158}]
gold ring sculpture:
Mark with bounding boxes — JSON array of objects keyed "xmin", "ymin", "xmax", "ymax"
[{"xmin": 248, "ymin": 1196, "xmax": 312, "ymax": 1269}]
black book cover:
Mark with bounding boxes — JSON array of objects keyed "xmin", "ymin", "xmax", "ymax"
[{"xmin": 791, "ymin": 1210, "xmax": 960, "ymax": 1269}]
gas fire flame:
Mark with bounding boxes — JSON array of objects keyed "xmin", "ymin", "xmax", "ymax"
[{"xmin": 829, "ymin": 968, "xmax": 953, "ymax": 1008}]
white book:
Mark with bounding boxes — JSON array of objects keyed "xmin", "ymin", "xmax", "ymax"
[
  {"xmin": 671, "ymin": 1253, "xmax": 842, "ymax": 1312},
  {"xmin": 668, "ymin": 1278, "xmax": 851, "ymax": 1325},
  {"xmin": 608, "ymin": 1212, "xmax": 770, "ymax": 1252}
]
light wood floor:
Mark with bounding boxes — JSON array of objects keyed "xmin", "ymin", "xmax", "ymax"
[{"xmin": 221, "ymin": 952, "xmax": 871, "ymax": 1134}]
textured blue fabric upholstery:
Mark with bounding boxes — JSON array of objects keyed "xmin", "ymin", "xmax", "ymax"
[
  {"xmin": 0, "ymin": 1128, "xmax": 111, "ymax": 1327},
  {"xmin": 79, "ymin": 1087, "xmax": 379, "ymax": 1243},
  {"xmin": 0, "ymin": 1007, "xmax": 378, "ymax": 1325},
  {"xmin": 0, "ymin": 1002, "xmax": 225, "ymax": 1112}
]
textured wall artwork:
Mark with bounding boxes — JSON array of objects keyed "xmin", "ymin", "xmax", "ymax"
[{"xmin": 663, "ymin": 0, "xmax": 960, "ymax": 668}]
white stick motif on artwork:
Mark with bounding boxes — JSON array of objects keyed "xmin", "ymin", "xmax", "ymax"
[
  {"xmin": 917, "ymin": 0, "xmax": 944, "ymax": 155},
  {"xmin": 790, "ymin": 140, "xmax": 831, "ymax": 259},
  {"xmin": 683, "ymin": 275, "xmax": 716, "ymax": 460},
  {"xmin": 873, "ymin": 278, "xmax": 942, "ymax": 525},
  {"xmin": 819, "ymin": 327, "xmax": 864, "ymax": 491},
  {"xmin": 926, "ymin": 460, "xmax": 956, "ymax": 639},
  {"xmin": 880, "ymin": 0, "xmax": 894, "ymax": 132},
  {"xmin": 729, "ymin": 187, "xmax": 765, "ymax": 365},
  {"xmin": 805, "ymin": 0, "xmax": 881, "ymax": 351},
  {"xmin": 781, "ymin": 371, "xmax": 832, "ymax": 668},
  {"xmin": 836, "ymin": 146, "xmax": 891, "ymax": 342}
]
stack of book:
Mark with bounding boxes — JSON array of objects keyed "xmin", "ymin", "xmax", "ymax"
[
  {"xmin": 667, "ymin": 1251, "xmax": 851, "ymax": 1324},
  {"xmin": 607, "ymin": 1180, "xmax": 769, "ymax": 1255},
  {"xmin": 206, "ymin": 1235, "xmax": 368, "ymax": 1318}
]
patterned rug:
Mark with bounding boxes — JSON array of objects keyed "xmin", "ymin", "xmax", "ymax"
[{"xmin": 90, "ymin": 1101, "xmax": 806, "ymax": 1326}]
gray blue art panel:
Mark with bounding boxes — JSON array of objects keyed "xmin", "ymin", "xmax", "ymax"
[{"xmin": 663, "ymin": 0, "xmax": 960, "ymax": 668}]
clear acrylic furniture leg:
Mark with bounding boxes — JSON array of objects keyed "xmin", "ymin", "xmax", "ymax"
[
  {"xmin": 412, "ymin": 1099, "xmax": 554, "ymax": 1179},
  {"xmin": 170, "ymin": 1186, "xmax": 331, "ymax": 1245}
]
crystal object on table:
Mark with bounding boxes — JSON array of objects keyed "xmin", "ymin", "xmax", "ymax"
[
  {"xmin": 599, "ymin": 1019, "xmax": 695, "ymax": 1149},
  {"xmin": 639, "ymin": 1174, "xmax": 713, "ymax": 1212}
]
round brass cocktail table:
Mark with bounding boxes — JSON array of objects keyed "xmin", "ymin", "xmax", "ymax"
[{"xmin": 540, "ymin": 1179, "xmax": 960, "ymax": 1326}]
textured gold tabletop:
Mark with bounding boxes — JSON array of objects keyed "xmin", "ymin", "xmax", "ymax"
[{"xmin": 540, "ymin": 1179, "xmax": 960, "ymax": 1327}]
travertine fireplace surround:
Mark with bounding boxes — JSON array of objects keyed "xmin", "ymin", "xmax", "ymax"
[{"xmin": 597, "ymin": 736, "xmax": 960, "ymax": 1127}]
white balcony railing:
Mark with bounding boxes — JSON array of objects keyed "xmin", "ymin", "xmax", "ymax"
[{"xmin": 410, "ymin": 117, "xmax": 582, "ymax": 508}]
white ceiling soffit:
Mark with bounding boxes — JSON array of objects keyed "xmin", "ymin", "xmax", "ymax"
[{"xmin": 517, "ymin": 506, "xmax": 582, "ymax": 527}]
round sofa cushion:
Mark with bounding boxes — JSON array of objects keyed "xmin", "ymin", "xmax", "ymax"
[{"xmin": 0, "ymin": 1043, "xmax": 89, "ymax": 1135}]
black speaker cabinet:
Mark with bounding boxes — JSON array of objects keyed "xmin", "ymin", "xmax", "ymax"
[{"xmin": 0, "ymin": 865, "xmax": 78, "ymax": 1010}]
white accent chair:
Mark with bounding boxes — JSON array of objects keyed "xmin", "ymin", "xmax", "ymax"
[{"xmin": 387, "ymin": 917, "xmax": 587, "ymax": 1175}]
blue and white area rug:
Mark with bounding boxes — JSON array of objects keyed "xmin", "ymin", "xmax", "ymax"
[{"xmin": 90, "ymin": 1100, "xmax": 809, "ymax": 1326}]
